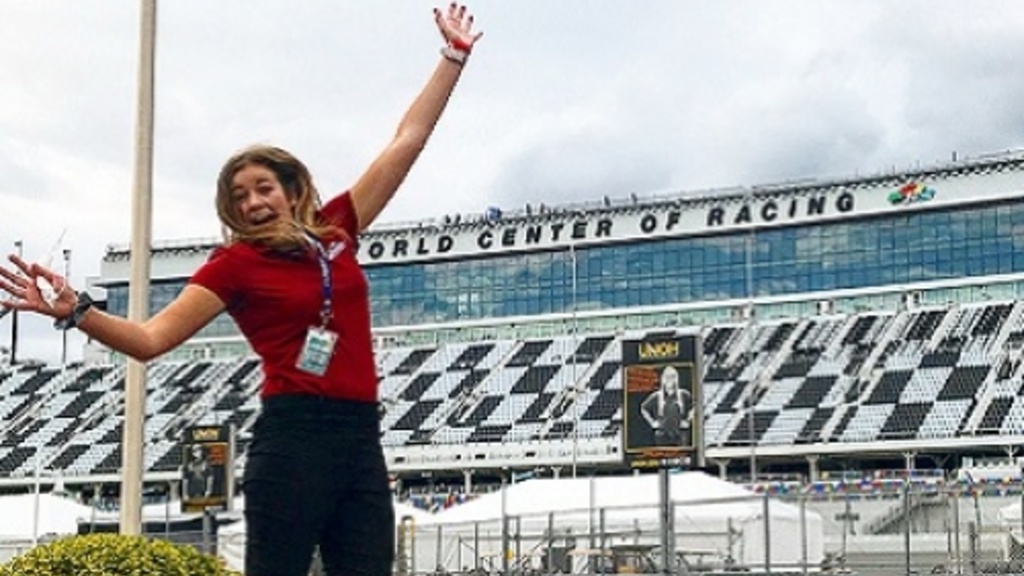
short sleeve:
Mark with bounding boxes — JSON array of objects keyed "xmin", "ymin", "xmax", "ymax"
[
  {"xmin": 321, "ymin": 191, "xmax": 359, "ymax": 241},
  {"xmin": 189, "ymin": 246, "xmax": 243, "ymax": 309}
]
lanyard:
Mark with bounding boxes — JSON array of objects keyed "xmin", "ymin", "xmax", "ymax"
[{"xmin": 304, "ymin": 232, "xmax": 333, "ymax": 328}]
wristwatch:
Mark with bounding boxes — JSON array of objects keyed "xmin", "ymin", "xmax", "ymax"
[{"xmin": 54, "ymin": 292, "xmax": 95, "ymax": 331}]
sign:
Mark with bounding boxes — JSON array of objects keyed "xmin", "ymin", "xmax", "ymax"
[
  {"xmin": 100, "ymin": 164, "xmax": 1024, "ymax": 283},
  {"xmin": 350, "ymin": 172, "xmax": 994, "ymax": 266},
  {"xmin": 181, "ymin": 425, "xmax": 234, "ymax": 513},
  {"xmin": 621, "ymin": 335, "xmax": 703, "ymax": 469}
]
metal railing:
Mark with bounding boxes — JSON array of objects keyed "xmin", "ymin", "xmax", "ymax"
[{"xmin": 397, "ymin": 481, "xmax": 1024, "ymax": 576}]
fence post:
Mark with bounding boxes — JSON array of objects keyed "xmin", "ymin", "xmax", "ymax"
[
  {"xmin": 968, "ymin": 521, "xmax": 978, "ymax": 576},
  {"xmin": 515, "ymin": 516, "xmax": 522, "ymax": 571},
  {"xmin": 202, "ymin": 508, "xmax": 213, "ymax": 556},
  {"xmin": 501, "ymin": 482, "xmax": 509, "ymax": 576},
  {"xmin": 590, "ymin": 476, "xmax": 598, "ymax": 576},
  {"xmin": 972, "ymin": 484, "xmax": 983, "ymax": 575},
  {"xmin": 1019, "ymin": 466, "xmax": 1024, "ymax": 569},
  {"xmin": 952, "ymin": 486, "xmax": 962, "ymax": 575},
  {"xmin": 435, "ymin": 525, "xmax": 443, "ymax": 574},
  {"xmin": 762, "ymin": 491, "xmax": 771, "ymax": 575},
  {"xmin": 547, "ymin": 512, "xmax": 554, "ymax": 575},
  {"xmin": 903, "ymin": 479, "xmax": 911, "ymax": 576},
  {"xmin": 659, "ymin": 468, "xmax": 674, "ymax": 576},
  {"xmin": 944, "ymin": 489, "xmax": 954, "ymax": 575},
  {"xmin": 411, "ymin": 520, "xmax": 418, "ymax": 576},
  {"xmin": 841, "ymin": 488, "xmax": 850, "ymax": 568},
  {"xmin": 474, "ymin": 522, "xmax": 480, "ymax": 573},
  {"xmin": 800, "ymin": 496, "xmax": 808, "ymax": 576}
]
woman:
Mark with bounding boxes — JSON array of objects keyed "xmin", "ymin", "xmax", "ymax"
[
  {"xmin": 640, "ymin": 365, "xmax": 692, "ymax": 447},
  {"xmin": 0, "ymin": 4, "xmax": 482, "ymax": 575}
]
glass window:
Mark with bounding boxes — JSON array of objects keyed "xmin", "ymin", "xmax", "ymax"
[{"xmin": 98, "ymin": 199, "xmax": 1012, "ymax": 333}]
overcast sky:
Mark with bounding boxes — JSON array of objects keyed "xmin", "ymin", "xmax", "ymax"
[{"xmin": 3, "ymin": 1, "xmax": 1024, "ymax": 364}]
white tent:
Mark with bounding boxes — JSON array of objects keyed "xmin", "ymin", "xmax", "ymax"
[
  {"xmin": 90, "ymin": 497, "xmax": 243, "ymax": 524},
  {"xmin": 998, "ymin": 500, "xmax": 1022, "ymax": 526},
  {"xmin": 996, "ymin": 500, "xmax": 1024, "ymax": 561},
  {"xmin": 412, "ymin": 472, "xmax": 823, "ymax": 573},
  {"xmin": 218, "ymin": 516, "xmax": 246, "ymax": 572},
  {"xmin": 215, "ymin": 498, "xmax": 433, "ymax": 572},
  {"xmin": 0, "ymin": 492, "xmax": 96, "ymax": 541}
]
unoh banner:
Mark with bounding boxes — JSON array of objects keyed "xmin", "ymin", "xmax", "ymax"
[
  {"xmin": 181, "ymin": 424, "xmax": 234, "ymax": 513},
  {"xmin": 621, "ymin": 335, "xmax": 703, "ymax": 469}
]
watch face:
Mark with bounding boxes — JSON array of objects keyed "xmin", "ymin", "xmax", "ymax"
[{"xmin": 55, "ymin": 292, "xmax": 93, "ymax": 330}]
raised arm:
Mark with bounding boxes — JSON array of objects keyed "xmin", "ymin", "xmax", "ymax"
[
  {"xmin": 349, "ymin": 3, "xmax": 483, "ymax": 232},
  {"xmin": 0, "ymin": 254, "xmax": 224, "ymax": 362}
]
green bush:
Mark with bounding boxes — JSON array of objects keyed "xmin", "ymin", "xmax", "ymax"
[{"xmin": 0, "ymin": 533, "xmax": 241, "ymax": 576}]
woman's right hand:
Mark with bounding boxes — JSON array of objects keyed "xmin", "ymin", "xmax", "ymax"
[
  {"xmin": 434, "ymin": 2, "xmax": 483, "ymax": 54},
  {"xmin": 0, "ymin": 254, "xmax": 76, "ymax": 320}
]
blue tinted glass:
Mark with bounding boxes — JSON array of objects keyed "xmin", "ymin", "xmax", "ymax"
[{"xmin": 122, "ymin": 201, "xmax": 1024, "ymax": 331}]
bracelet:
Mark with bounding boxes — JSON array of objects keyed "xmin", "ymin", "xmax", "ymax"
[
  {"xmin": 53, "ymin": 291, "xmax": 94, "ymax": 331},
  {"xmin": 441, "ymin": 45, "xmax": 468, "ymax": 67}
]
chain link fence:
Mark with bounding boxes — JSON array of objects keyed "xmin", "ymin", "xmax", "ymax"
[
  {"xmin": 4, "ymin": 482, "xmax": 1024, "ymax": 576},
  {"xmin": 395, "ymin": 482, "xmax": 1024, "ymax": 576},
  {"xmin": 805, "ymin": 482, "xmax": 1024, "ymax": 576}
]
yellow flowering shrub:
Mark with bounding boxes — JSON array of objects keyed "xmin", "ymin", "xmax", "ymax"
[{"xmin": 0, "ymin": 533, "xmax": 241, "ymax": 576}]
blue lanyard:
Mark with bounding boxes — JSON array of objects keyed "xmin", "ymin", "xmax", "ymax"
[{"xmin": 304, "ymin": 232, "xmax": 333, "ymax": 328}]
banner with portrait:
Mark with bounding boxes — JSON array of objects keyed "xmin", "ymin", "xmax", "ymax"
[
  {"xmin": 621, "ymin": 334, "xmax": 702, "ymax": 469},
  {"xmin": 181, "ymin": 424, "xmax": 234, "ymax": 513}
]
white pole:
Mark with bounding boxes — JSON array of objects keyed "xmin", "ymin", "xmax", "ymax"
[
  {"xmin": 120, "ymin": 0, "xmax": 157, "ymax": 536},
  {"xmin": 32, "ymin": 456, "xmax": 40, "ymax": 547}
]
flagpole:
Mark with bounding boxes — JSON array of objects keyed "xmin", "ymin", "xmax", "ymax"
[{"xmin": 120, "ymin": 0, "xmax": 157, "ymax": 535}]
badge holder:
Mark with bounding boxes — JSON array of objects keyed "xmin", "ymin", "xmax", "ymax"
[
  {"xmin": 295, "ymin": 233, "xmax": 339, "ymax": 377},
  {"xmin": 297, "ymin": 326, "xmax": 338, "ymax": 377}
]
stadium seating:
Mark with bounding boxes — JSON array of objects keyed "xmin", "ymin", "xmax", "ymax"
[{"xmin": 4, "ymin": 299, "xmax": 1024, "ymax": 481}]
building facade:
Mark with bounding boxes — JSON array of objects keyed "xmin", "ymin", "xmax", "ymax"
[{"xmin": 93, "ymin": 150, "xmax": 1024, "ymax": 359}]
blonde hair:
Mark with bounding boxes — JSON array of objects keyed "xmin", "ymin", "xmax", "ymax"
[{"xmin": 215, "ymin": 145, "xmax": 341, "ymax": 251}]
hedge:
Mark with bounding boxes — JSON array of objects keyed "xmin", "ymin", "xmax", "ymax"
[{"xmin": 0, "ymin": 533, "xmax": 241, "ymax": 576}]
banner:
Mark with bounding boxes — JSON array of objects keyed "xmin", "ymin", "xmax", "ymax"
[
  {"xmin": 621, "ymin": 335, "xmax": 702, "ymax": 468},
  {"xmin": 181, "ymin": 424, "xmax": 234, "ymax": 513}
]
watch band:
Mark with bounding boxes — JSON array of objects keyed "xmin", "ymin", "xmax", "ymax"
[
  {"xmin": 54, "ymin": 292, "xmax": 94, "ymax": 331},
  {"xmin": 441, "ymin": 45, "xmax": 468, "ymax": 66}
]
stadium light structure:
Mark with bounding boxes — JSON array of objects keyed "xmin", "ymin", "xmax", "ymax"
[
  {"xmin": 121, "ymin": 0, "xmax": 158, "ymax": 536},
  {"xmin": 10, "ymin": 240, "xmax": 22, "ymax": 365},
  {"xmin": 60, "ymin": 249, "xmax": 70, "ymax": 366},
  {"xmin": 570, "ymin": 241, "xmax": 580, "ymax": 478},
  {"xmin": 744, "ymin": 191, "xmax": 757, "ymax": 485}
]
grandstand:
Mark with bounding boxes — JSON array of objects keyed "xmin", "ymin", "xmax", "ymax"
[{"xmin": 4, "ymin": 148, "xmax": 1024, "ymax": 497}]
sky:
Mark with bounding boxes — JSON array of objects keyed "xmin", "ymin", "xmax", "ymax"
[{"xmin": 2, "ymin": 0, "xmax": 1024, "ymax": 364}]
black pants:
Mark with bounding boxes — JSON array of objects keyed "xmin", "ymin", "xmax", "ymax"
[
  {"xmin": 243, "ymin": 394, "xmax": 394, "ymax": 576},
  {"xmin": 654, "ymin": 426, "xmax": 691, "ymax": 447}
]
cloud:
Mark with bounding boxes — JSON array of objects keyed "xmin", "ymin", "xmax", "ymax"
[{"xmin": 4, "ymin": 0, "xmax": 1024, "ymax": 363}]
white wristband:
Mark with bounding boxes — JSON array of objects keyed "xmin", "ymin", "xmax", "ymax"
[{"xmin": 441, "ymin": 45, "xmax": 468, "ymax": 66}]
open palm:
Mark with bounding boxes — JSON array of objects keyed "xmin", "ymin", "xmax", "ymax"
[
  {"xmin": 434, "ymin": 2, "xmax": 483, "ymax": 53},
  {"xmin": 0, "ymin": 255, "xmax": 74, "ymax": 318}
]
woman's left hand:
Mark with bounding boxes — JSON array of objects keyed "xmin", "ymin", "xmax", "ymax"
[{"xmin": 434, "ymin": 2, "xmax": 483, "ymax": 53}]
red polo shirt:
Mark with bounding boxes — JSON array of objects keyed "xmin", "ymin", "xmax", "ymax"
[{"xmin": 189, "ymin": 192, "xmax": 378, "ymax": 401}]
